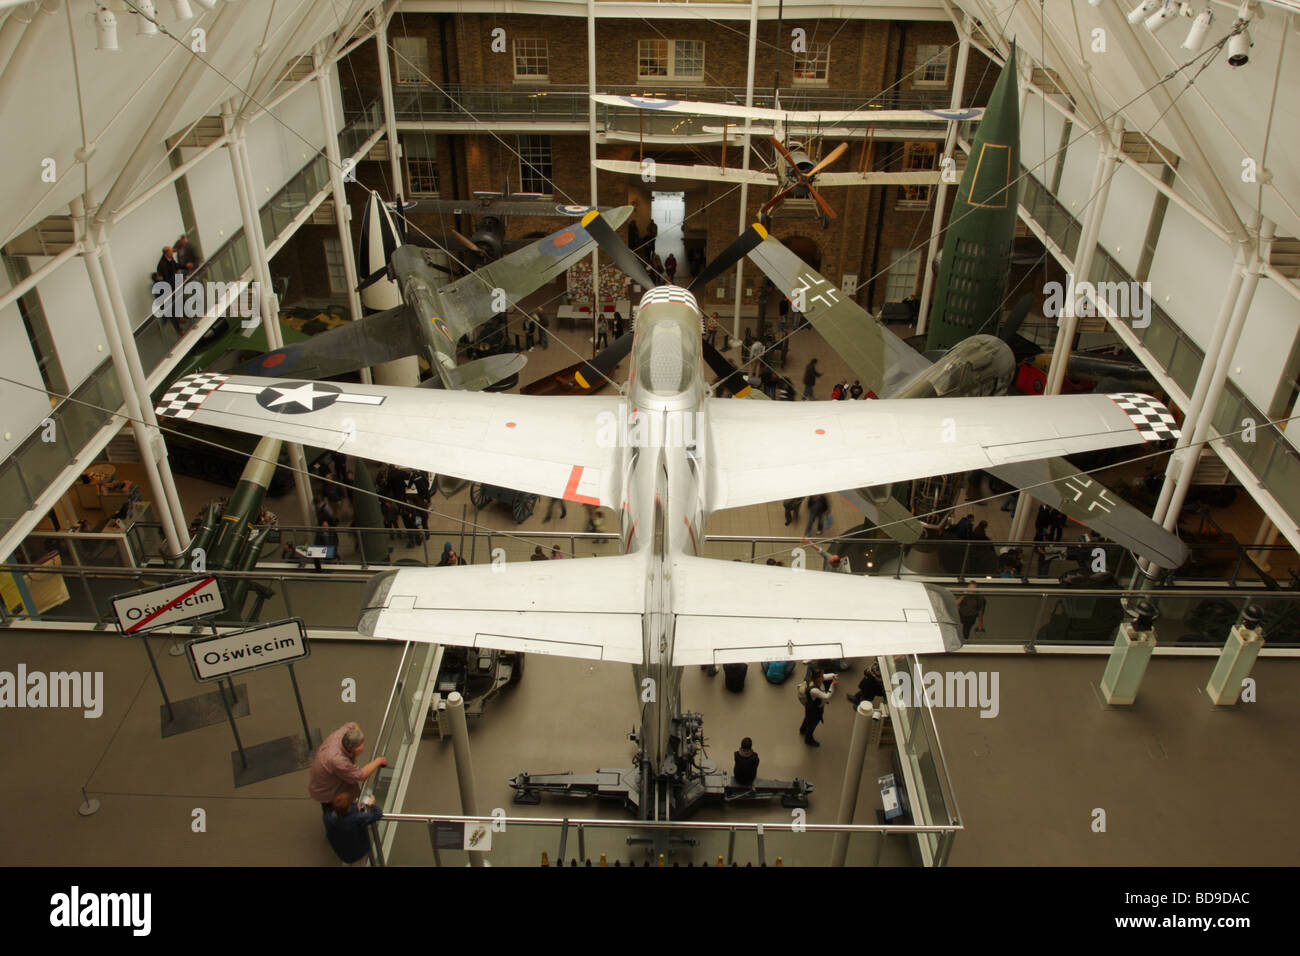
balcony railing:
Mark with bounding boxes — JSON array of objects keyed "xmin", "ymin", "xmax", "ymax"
[
  {"xmin": 0, "ymin": 100, "xmax": 384, "ymax": 545},
  {"xmin": 1017, "ymin": 168, "xmax": 1300, "ymax": 530}
]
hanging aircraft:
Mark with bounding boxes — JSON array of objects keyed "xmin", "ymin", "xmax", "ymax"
[
  {"xmin": 592, "ymin": 95, "xmax": 980, "ymax": 225},
  {"xmin": 733, "ymin": 222, "xmax": 1189, "ymax": 569},
  {"xmin": 234, "ymin": 191, "xmax": 632, "ymax": 391},
  {"xmin": 153, "ymin": 211, "xmax": 1182, "ymax": 817}
]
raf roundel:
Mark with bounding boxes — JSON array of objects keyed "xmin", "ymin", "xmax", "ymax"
[{"xmin": 537, "ymin": 226, "xmax": 586, "ymax": 257}]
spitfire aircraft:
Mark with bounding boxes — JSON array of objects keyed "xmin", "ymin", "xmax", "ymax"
[
  {"xmin": 235, "ymin": 191, "xmax": 632, "ymax": 391},
  {"xmin": 155, "ymin": 213, "xmax": 1181, "ymax": 818},
  {"xmin": 593, "ymin": 95, "xmax": 980, "ymax": 224},
  {"xmin": 734, "ymin": 223, "xmax": 1189, "ymax": 569}
]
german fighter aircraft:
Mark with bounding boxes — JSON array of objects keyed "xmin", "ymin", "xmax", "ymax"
[
  {"xmin": 736, "ymin": 223, "xmax": 1189, "ymax": 569},
  {"xmin": 155, "ymin": 212, "xmax": 1181, "ymax": 817}
]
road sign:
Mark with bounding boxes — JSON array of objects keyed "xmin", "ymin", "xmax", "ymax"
[
  {"xmin": 113, "ymin": 577, "xmax": 225, "ymax": 634},
  {"xmin": 187, "ymin": 618, "xmax": 310, "ymax": 682}
]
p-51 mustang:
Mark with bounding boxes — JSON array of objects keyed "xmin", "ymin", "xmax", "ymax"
[{"xmin": 155, "ymin": 213, "xmax": 1180, "ymax": 818}]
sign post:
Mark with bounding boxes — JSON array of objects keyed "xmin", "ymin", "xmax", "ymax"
[
  {"xmin": 185, "ymin": 618, "xmax": 316, "ymax": 787},
  {"xmin": 111, "ymin": 577, "xmax": 227, "ymax": 732}
]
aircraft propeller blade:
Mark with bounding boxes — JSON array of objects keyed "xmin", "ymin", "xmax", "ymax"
[
  {"xmin": 806, "ymin": 184, "xmax": 839, "ymax": 221},
  {"xmin": 806, "ymin": 141, "xmax": 849, "ymax": 178},
  {"xmin": 769, "ymin": 136, "xmax": 800, "ymax": 171},
  {"xmin": 702, "ymin": 340, "xmax": 753, "ymax": 397},
  {"xmin": 580, "ymin": 209, "xmax": 659, "ymax": 290},
  {"xmin": 689, "ymin": 222, "xmax": 769, "ymax": 293},
  {"xmin": 451, "ymin": 230, "xmax": 483, "ymax": 255},
  {"xmin": 760, "ymin": 181, "xmax": 800, "ymax": 216},
  {"xmin": 573, "ymin": 331, "xmax": 635, "ymax": 391}
]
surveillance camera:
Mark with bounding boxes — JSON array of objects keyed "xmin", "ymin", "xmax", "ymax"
[
  {"xmin": 1228, "ymin": 28, "xmax": 1251, "ymax": 66},
  {"xmin": 1182, "ymin": 9, "xmax": 1213, "ymax": 51},
  {"xmin": 95, "ymin": 6, "xmax": 118, "ymax": 51},
  {"xmin": 1145, "ymin": 1, "xmax": 1181, "ymax": 33},
  {"xmin": 1128, "ymin": 0, "xmax": 1161, "ymax": 24}
]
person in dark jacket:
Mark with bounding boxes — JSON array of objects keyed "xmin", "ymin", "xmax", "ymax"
[
  {"xmin": 733, "ymin": 738, "xmax": 759, "ymax": 787},
  {"xmin": 783, "ymin": 496, "xmax": 803, "ymax": 526},
  {"xmin": 323, "ymin": 791, "xmax": 383, "ymax": 866},
  {"xmin": 799, "ymin": 667, "xmax": 835, "ymax": 746},
  {"xmin": 804, "ymin": 494, "xmax": 829, "ymax": 537},
  {"xmin": 846, "ymin": 660, "xmax": 886, "ymax": 707},
  {"xmin": 723, "ymin": 661, "xmax": 748, "ymax": 692},
  {"xmin": 802, "ymin": 358, "xmax": 823, "ymax": 400}
]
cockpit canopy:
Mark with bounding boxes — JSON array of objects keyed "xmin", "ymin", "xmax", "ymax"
[{"xmin": 635, "ymin": 316, "xmax": 700, "ymax": 397}]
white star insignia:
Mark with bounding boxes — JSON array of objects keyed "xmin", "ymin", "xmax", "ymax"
[{"xmin": 268, "ymin": 383, "xmax": 332, "ymax": 411}]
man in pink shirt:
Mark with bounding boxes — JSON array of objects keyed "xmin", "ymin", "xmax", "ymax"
[{"xmin": 308, "ymin": 722, "xmax": 388, "ymax": 810}]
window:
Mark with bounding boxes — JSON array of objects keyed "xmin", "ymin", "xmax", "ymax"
[
  {"xmin": 393, "ymin": 36, "xmax": 429, "ymax": 85},
  {"xmin": 513, "ymin": 38, "xmax": 549, "ymax": 80},
  {"xmin": 793, "ymin": 43, "xmax": 830, "ymax": 85},
  {"xmin": 3, "ymin": 257, "xmax": 66, "ymax": 396},
  {"xmin": 322, "ymin": 238, "xmax": 348, "ymax": 294},
  {"xmin": 517, "ymin": 135, "xmax": 553, "ymax": 195},
  {"xmin": 403, "ymin": 136, "xmax": 440, "ymax": 195},
  {"xmin": 899, "ymin": 141, "xmax": 938, "ymax": 206},
  {"xmin": 885, "ymin": 247, "xmax": 920, "ymax": 303},
  {"xmin": 638, "ymin": 39, "xmax": 704, "ymax": 81},
  {"xmin": 915, "ymin": 44, "xmax": 950, "ymax": 87}
]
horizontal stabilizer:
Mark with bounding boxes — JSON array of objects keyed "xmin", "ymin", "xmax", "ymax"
[
  {"xmin": 358, "ymin": 555, "xmax": 647, "ymax": 663},
  {"xmin": 441, "ymin": 352, "xmax": 527, "ymax": 391},
  {"xmin": 669, "ymin": 556, "xmax": 961, "ymax": 666}
]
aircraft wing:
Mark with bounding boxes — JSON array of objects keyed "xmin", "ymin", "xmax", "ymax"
[
  {"xmin": 436, "ymin": 206, "xmax": 633, "ymax": 339},
  {"xmin": 235, "ymin": 306, "xmax": 424, "ymax": 379},
  {"xmin": 746, "ymin": 235, "xmax": 930, "ymax": 396},
  {"xmin": 592, "ymin": 95, "xmax": 983, "ymax": 127},
  {"xmin": 358, "ymin": 555, "xmax": 646, "ymax": 663},
  {"xmin": 670, "ymin": 556, "xmax": 961, "ymax": 664},
  {"xmin": 986, "ymin": 459, "xmax": 1190, "ymax": 569},
  {"xmin": 593, "ymin": 159, "xmax": 775, "ymax": 186},
  {"xmin": 814, "ymin": 170, "xmax": 943, "ymax": 186},
  {"xmin": 154, "ymin": 374, "xmax": 625, "ymax": 507},
  {"xmin": 706, "ymin": 392, "xmax": 1180, "ymax": 510}
]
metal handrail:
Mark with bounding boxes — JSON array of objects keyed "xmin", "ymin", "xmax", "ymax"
[{"xmin": 375, "ymin": 811, "xmax": 960, "ymax": 834}]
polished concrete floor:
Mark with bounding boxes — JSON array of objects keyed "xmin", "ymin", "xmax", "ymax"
[{"xmin": 2, "ymin": 625, "xmax": 1296, "ymax": 866}]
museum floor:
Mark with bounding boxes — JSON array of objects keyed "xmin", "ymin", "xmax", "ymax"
[{"xmin": 3, "ymin": 627, "xmax": 1298, "ymax": 866}]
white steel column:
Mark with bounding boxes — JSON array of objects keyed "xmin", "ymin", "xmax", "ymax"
[
  {"xmin": 96, "ymin": 238, "xmax": 191, "ymax": 546},
  {"xmin": 315, "ymin": 43, "xmax": 370, "ymax": 384},
  {"xmin": 375, "ymin": 16, "xmax": 404, "ymax": 202},
  {"xmin": 731, "ymin": 0, "xmax": 760, "ymax": 345},
  {"xmin": 1155, "ymin": 217, "xmax": 1274, "ymax": 537},
  {"xmin": 1044, "ymin": 121, "xmax": 1121, "ymax": 396},
  {"xmin": 224, "ymin": 103, "xmax": 316, "ymax": 526},
  {"xmin": 916, "ymin": 21, "xmax": 971, "ymax": 336},
  {"xmin": 587, "ymin": 0, "xmax": 601, "ymax": 339},
  {"xmin": 72, "ymin": 198, "xmax": 184, "ymax": 555}
]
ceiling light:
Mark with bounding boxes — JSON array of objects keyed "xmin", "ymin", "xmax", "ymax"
[
  {"xmin": 136, "ymin": 0, "xmax": 159, "ymax": 37},
  {"xmin": 1227, "ymin": 28, "xmax": 1252, "ymax": 66},
  {"xmin": 95, "ymin": 6, "xmax": 118, "ymax": 51},
  {"xmin": 1145, "ymin": 1, "xmax": 1182, "ymax": 32},
  {"xmin": 1182, "ymin": 9, "xmax": 1213, "ymax": 50},
  {"xmin": 1128, "ymin": 0, "xmax": 1160, "ymax": 24}
]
